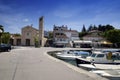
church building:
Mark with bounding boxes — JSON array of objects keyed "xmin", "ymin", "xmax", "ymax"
[{"xmin": 10, "ymin": 16, "xmax": 46, "ymax": 47}]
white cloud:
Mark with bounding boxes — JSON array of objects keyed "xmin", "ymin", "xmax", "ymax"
[
  {"xmin": 23, "ymin": 18, "xmax": 29, "ymax": 22},
  {"xmin": 0, "ymin": 12, "xmax": 30, "ymax": 33}
]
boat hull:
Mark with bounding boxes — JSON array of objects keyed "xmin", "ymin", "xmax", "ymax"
[
  {"xmin": 75, "ymin": 58, "xmax": 120, "ymax": 67},
  {"xmin": 76, "ymin": 58, "xmax": 91, "ymax": 66},
  {"xmin": 79, "ymin": 64, "xmax": 120, "ymax": 70}
]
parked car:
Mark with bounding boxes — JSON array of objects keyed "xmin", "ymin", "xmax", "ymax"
[{"xmin": 0, "ymin": 44, "xmax": 11, "ymax": 52}]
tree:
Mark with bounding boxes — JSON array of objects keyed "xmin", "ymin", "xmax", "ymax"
[
  {"xmin": 79, "ymin": 32, "xmax": 88, "ymax": 39},
  {"xmin": 0, "ymin": 25, "xmax": 4, "ymax": 44},
  {"xmin": 98, "ymin": 24, "xmax": 114, "ymax": 32},
  {"xmin": 98, "ymin": 24, "xmax": 102, "ymax": 31},
  {"xmin": 14, "ymin": 33, "xmax": 21, "ymax": 37},
  {"xmin": 82, "ymin": 25, "xmax": 86, "ymax": 32},
  {"xmin": 34, "ymin": 36, "xmax": 39, "ymax": 47},
  {"xmin": 87, "ymin": 24, "xmax": 93, "ymax": 32},
  {"xmin": 1, "ymin": 32, "xmax": 11, "ymax": 44},
  {"xmin": 93, "ymin": 25, "xmax": 98, "ymax": 30},
  {"xmin": 104, "ymin": 29, "xmax": 120, "ymax": 43},
  {"xmin": 0, "ymin": 25, "xmax": 4, "ymax": 32},
  {"xmin": 48, "ymin": 31, "xmax": 53, "ymax": 39},
  {"xmin": 105, "ymin": 24, "xmax": 114, "ymax": 31}
]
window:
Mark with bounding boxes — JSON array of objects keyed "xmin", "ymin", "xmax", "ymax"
[
  {"xmin": 60, "ymin": 39, "xmax": 62, "ymax": 41},
  {"xmin": 96, "ymin": 54, "xmax": 104, "ymax": 57},
  {"xmin": 27, "ymin": 33, "xmax": 29, "ymax": 36},
  {"xmin": 63, "ymin": 39, "xmax": 65, "ymax": 41},
  {"xmin": 91, "ymin": 54, "xmax": 96, "ymax": 57}
]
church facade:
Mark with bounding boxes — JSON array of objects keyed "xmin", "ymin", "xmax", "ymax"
[{"xmin": 10, "ymin": 16, "xmax": 46, "ymax": 46}]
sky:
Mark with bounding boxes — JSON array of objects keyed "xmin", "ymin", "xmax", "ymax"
[{"xmin": 0, "ymin": 0, "xmax": 120, "ymax": 33}]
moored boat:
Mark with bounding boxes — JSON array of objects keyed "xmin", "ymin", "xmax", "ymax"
[
  {"xmin": 76, "ymin": 50, "xmax": 120, "ymax": 69},
  {"xmin": 76, "ymin": 51, "xmax": 120, "ymax": 64},
  {"xmin": 56, "ymin": 50, "xmax": 90, "ymax": 60}
]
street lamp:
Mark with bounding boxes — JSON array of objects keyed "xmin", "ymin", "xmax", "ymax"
[{"xmin": 0, "ymin": 29, "xmax": 3, "ymax": 44}]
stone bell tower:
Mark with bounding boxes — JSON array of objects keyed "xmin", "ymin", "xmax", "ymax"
[{"xmin": 39, "ymin": 16, "xmax": 44, "ymax": 47}]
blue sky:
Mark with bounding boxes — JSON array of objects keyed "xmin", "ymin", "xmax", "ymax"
[{"xmin": 0, "ymin": 0, "xmax": 120, "ymax": 33}]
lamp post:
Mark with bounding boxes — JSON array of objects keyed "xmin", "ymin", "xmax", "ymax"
[{"xmin": 0, "ymin": 29, "xmax": 3, "ymax": 44}]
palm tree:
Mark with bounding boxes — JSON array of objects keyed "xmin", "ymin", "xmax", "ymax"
[{"xmin": 0, "ymin": 25, "xmax": 4, "ymax": 44}]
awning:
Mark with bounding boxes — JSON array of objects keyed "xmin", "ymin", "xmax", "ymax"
[{"xmin": 100, "ymin": 41, "xmax": 113, "ymax": 44}]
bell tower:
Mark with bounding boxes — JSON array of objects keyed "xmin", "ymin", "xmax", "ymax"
[{"xmin": 39, "ymin": 16, "xmax": 44, "ymax": 47}]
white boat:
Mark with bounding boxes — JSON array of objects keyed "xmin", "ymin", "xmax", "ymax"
[
  {"xmin": 76, "ymin": 51, "xmax": 120, "ymax": 64},
  {"xmin": 56, "ymin": 50, "xmax": 89, "ymax": 60}
]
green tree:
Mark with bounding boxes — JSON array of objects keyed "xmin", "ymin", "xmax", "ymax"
[
  {"xmin": 82, "ymin": 25, "xmax": 86, "ymax": 32},
  {"xmin": 34, "ymin": 36, "xmax": 39, "ymax": 47},
  {"xmin": 104, "ymin": 29, "xmax": 120, "ymax": 43},
  {"xmin": 98, "ymin": 24, "xmax": 114, "ymax": 32},
  {"xmin": 79, "ymin": 32, "xmax": 88, "ymax": 39},
  {"xmin": 1, "ymin": 32, "xmax": 11, "ymax": 44},
  {"xmin": 48, "ymin": 31, "xmax": 53, "ymax": 39},
  {"xmin": 105, "ymin": 24, "xmax": 114, "ymax": 31},
  {"xmin": 0, "ymin": 25, "xmax": 4, "ymax": 32},
  {"xmin": 98, "ymin": 24, "xmax": 103, "ymax": 31},
  {"xmin": 0, "ymin": 25, "xmax": 4, "ymax": 44},
  {"xmin": 14, "ymin": 33, "xmax": 21, "ymax": 37},
  {"xmin": 87, "ymin": 24, "xmax": 93, "ymax": 32},
  {"xmin": 93, "ymin": 25, "xmax": 98, "ymax": 30}
]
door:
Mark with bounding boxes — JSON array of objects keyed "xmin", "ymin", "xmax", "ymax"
[
  {"xmin": 10, "ymin": 39, "xmax": 14, "ymax": 45},
  {"xmin": 16, "ymin": 39, "xmax": 21, "ymax": 46},
  {"xmin": 26, "ymin": 39, "xmax": 30, "ymax": 46}
]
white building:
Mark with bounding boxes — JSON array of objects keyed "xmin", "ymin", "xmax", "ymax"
[{"xmin": 53, "ymin": 25, "xmax": 79, "ymax": 47}]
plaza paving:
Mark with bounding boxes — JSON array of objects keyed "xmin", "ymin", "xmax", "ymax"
[{"xmin": 0, "ymin": 47, "xmax": 108, "ymax": 80}]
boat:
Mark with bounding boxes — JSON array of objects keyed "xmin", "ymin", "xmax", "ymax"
[
  {"xmin": 76, "ymin": 51, "xmax": 120, "ymax": 64},
  {"xmin": 76, "ymin": 50, "xmax": 120, "ymax": 69},
  {"xmin": 56, "ymin": 50, "xmax": 89, "ymax": 60}
]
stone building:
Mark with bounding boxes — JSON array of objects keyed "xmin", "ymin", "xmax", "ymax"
[
  {"xmin": 10, "ymin": 34, "xmax": 21, "ymax": 46},
  {"xmin": 10, "ymin": 16, "xmax": 46, "ymax": 46},
  {"xmin": 21, "ymin": 25, "xmax": 39, "ymax": 46}
]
